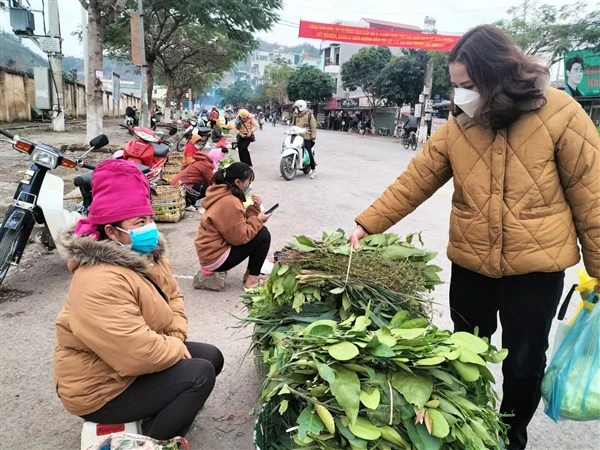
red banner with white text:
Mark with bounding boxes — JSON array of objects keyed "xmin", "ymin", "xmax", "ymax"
[{"xmin": 299, "ymin": 20, "xmax": 460, "ymax": 51}]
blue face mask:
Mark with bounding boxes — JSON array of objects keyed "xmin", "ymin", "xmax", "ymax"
[{"xmin": 117, "ymin": 222, "xmax": 159, "ymax": 254}]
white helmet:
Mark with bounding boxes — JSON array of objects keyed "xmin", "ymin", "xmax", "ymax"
[{"xmin": 293, "ymin": 100, "xmax": 307, "ymax": 112}]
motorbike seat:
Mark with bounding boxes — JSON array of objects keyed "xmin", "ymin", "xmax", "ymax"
[
  {"xmin": 152, "ymin": 143, "xmax": 170, "ymax": 158},
  {"xmin": 74, "ymin": 164, "xmax": 150, "ymax": 189},
  {"xmin": 196, "ymin": 127, "xmax": 212, "ymax": 136},
  {"xmin": 73, "ymin": 170, "xmax": 93, "ymax": 189}
]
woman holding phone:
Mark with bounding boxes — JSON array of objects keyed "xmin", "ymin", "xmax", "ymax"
[{"xmin": 194, "ymin": 162, "xmax": 272, "ymax": 290}]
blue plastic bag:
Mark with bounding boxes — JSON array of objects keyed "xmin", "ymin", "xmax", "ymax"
[
  {"xmin": 541, "ymin": 294, "xmax": 600, "ymax": 421},
  {"xmin": 302, "ymin": 148, "xmax": 311, "ymax": 167}
]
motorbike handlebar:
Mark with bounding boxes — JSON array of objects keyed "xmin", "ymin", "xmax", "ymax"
[
  {"xmin": 0, "ymin": 128, "xmax": 16, "ymax": 140},
  {"xmin": 81, "ymin": 162, "xmax": 96, "ymax": 170}
]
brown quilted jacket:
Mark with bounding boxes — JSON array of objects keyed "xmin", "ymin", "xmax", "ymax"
[
  {"xmin": 356, "ymin": 88, "xmax": 600, "ymax": 279},
  {"xmin": 54, "ymin": 233, "xmax": 187, "ymax": 416}
]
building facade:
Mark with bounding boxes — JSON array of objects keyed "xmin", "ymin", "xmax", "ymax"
[
  {"xmin": 321, "ymin": 18, "xmax": 422, "ymax": 100},
  {"xmin": 249, "ymin": 48, "xmax": 320, "ymax": 87}
]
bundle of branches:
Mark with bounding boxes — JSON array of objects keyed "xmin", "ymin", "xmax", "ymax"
[
  {"xmin": 242, "ymin": 231, "xmax": 508, "ymax": 449},
  {"xmin": 243, "ymin": 230, "xmax": 441, "ymax": 351}
]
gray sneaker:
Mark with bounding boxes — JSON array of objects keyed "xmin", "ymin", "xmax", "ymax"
[{"xmin": 193, "ymin": 271, "xmax": 227, "ymax": 291}]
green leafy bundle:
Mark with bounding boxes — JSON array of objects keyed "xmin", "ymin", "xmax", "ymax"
[
  {"xmin": 243, "ymin": 231, "xmax": 508, "ymax": 449},
  {"xmin": 218, "ymin": 155, "xmax": 236, "ymax": 170}
]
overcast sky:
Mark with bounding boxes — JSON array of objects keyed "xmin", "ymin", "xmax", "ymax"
[{"xmin": 0, "ymin": 0, "xmax": 585, "ymax": 58}]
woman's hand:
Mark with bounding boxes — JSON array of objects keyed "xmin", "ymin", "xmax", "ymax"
[
  {"xmin": 349, "ymin": 224, "xmax": 369, "ymax": 249},
  {"xmin": 251, "ymin": 195, "xmax": 262, "ymax": 208},
  {"xmin": 257, "ymin": 212, "xmax": 271, "ymax": 223},
  {"xmin": 182, "ymin": 342, "xmax": 192, "ymax": 359}
]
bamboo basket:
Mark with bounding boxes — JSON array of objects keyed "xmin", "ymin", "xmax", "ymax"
[
  {"xmin": 152, "ymin": 184, "xmax": 186, "ymax": 223},
  {"xmin": 161, "ymin": 154, "xmax": 184, "ymax": 182}
]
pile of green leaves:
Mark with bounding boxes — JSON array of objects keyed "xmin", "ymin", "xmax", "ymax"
[
  {"xmin": 218, "ymin": 155, "xmax": 236, "ymax": 170},
  {"xmin": 244, "ymin": 231, "xmax": 508, "ymax": 449}
]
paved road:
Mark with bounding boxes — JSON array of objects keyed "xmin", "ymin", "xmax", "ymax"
[{"xmin": 0, "ymin": 123, "xmax": 597, "ymax": 449}]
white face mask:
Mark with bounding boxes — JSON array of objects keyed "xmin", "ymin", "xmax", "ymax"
[{"xmin": 454, "ymin": 87, "xmax": 480, "ymax": 118}]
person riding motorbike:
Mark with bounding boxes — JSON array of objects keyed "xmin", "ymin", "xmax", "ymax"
[
  {"xmin": 224, "ymin": 107, "xmax": 234, "ymax": 125},
  {"xmin": 209, "ymin": 106, "xmax": 220, "ymax": 129},
  {"xmin": 200, "ymin": 108, "xmax": 209, "ymax": 123},
  {"xmin": 291, "ymin": 100, "xmax": 317, "ymax": 179},
  {"xmin": 125, "ymin": 105, "xmax": 138, "ymax": 126}
]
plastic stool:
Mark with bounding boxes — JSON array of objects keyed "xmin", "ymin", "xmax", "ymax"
[{"xmin": 81, "ymin": 421, "xmax": 142, "ymax": 450}]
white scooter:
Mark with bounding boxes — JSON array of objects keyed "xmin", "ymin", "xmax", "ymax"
[
  {"xmin": 0, "ymin": 129, "xmax": 108, "ymax": 285},
  {"xmin": 279, "ymin": 126, "xmax": 312, "ymax": 181}
]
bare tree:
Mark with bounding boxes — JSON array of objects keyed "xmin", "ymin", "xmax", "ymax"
[
  {"xmin": 155, "ymin": 25, "xmax": 251, "ymax": 120},
  {"xmin": 79, "ymin": 0, "xmax": 127, "ymax": 140}
]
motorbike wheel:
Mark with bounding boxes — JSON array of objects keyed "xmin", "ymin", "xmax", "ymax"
[
  {"xmin": 176, "ymin": 135, "xmax": 189, "ymax": 152},
  {"xmin": 280, "ymin": 155, "xmax": 297, "ymax": 181},
  {"xmin": 411, "ymin": 138, "xmax": 418, "ymax": 151},
  {"xmin": 0, "ymin": 228, "xmax": 22, "ymax": 286},
  {"xmin": 403, "ymin": 137, "xmax": 410, "ymax": 149}
]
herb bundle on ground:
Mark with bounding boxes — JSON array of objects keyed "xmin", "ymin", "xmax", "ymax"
[{"xmin": 242, "ymin": 231, "xmax": 508, "ymax": 449}]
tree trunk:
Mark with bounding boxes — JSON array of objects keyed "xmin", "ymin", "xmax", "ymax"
[
  {"xmin": 165, "ymin": 71, "xmax": 175, "ymax": 122},
  {"xmin": 176, "ymin": 94, "xmax": 184, "ymax": 119},
  {"xmin": 85, "ymin": 8, "xmax": 104, "ymax": 141}
]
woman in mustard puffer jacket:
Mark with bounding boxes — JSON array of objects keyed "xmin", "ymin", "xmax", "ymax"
[{"xmin": 350, "ymin": 25, "xmax": 599, "ymax": 450}]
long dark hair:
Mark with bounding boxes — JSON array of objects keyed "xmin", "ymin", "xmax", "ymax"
[
  {"xmin": 448, "ymin": 24, "xmax": 549, "ymax": 130},
  {"xmin": 213, "ymin": 162, "xmax": 255, "ymax": 202}
]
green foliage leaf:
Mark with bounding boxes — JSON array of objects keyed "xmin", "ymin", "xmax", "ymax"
[
  {"xmin": 427, "ymin": 408, "xmax": 450, "ymax": 438},
  {"xmin": 360, "ymin": 387, "xmax": 381, "ymax": 410},
  {"xmin": 450, "ymin": 360, "xmax": 480, "ymax": 382},
  {"xmin": 405, "ymin": 420, "xmax": 443, "ymax": 450},
  {"xmin": 330, "ymin": 365, "xmax": 361, "ymax": 423},
  {"xmin": 297, "ymin": 404, "xmax": 325, "ymax": 440},
  {"xmin": 303, "ymin": 320, "xmax": 338, "ymax": 337},
  {"xmin": 445, "ymin": 332, "xmax": 489, "ymax": 354},
  {"xmin": 328, "ymin": 342, "xmax": 360, "ymax": 361},
  {"xmin": 415, "ymin": 356, "xmax": 446, "ymax": 366},
  {"xmin": 348, "ymin": 417, "xmax": 382, "ymax": 441},
  {"xmin": 390, "ymin": 372, "xmax": 433, "ymax": 409}
]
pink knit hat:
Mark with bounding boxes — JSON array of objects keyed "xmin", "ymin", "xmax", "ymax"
[{"xmin": 74, "ymin": 159, "xmax": 153, "ymax": 238}]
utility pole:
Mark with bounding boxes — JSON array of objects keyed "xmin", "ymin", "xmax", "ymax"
[
  {"xmin": 523, "ymin": 0, "xmax": 528, "ymax": 22},
  {"xmin": 136, "ymin": 0, "xmax": 149, "ymax": 127},
  {"xmin": 48, "ymin": 0, "xmax": 64, "ymax": 131},
  {"xmin": 81, "ymin": 5, "xmax": 88, "ymax": 100},
  {"xmin": 418, "ymin": 16, "xmax": 436, "ymax": 143}
]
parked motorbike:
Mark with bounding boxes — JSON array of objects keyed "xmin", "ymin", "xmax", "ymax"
[
  {"xmin": 118, "ymin": 126, "xmax": 177, "ymax": 185},
  {"xmin": 279, "ymin": 126, "xmax": 312, "ymax": 181},
  {"xmin": 176, "ymin": 118, "xmax": 211, "ymax": 152},
  {"xmin": 0, "ymin": 128, "xmax": 109, "ymax": 286}
]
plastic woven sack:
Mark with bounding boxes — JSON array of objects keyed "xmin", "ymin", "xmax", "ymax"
[
  {"xmin": 541, "ymin": 270, "xmax": 600, "ymax": 422},
  {"xmin": 86, "ymin": 432, "xmax": 189, "ymax": 450}
]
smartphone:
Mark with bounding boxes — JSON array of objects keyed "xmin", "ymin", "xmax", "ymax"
[{"xmin": 264, "ymin": 203, "xmax": 279, "ymax": 215}]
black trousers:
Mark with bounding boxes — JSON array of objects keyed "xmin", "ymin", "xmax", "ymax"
[
  {"xmin": 237, "ymin": 137, "xmax": 253, "ymax": 166},
  {"xmin": 216, "ymin": 226, "xmax": 271, "ymax": 276},
  {"xmin": 449, "ymin": 264, "xmax": 564, "ymax": 450},
  {"xmin": 82, "ymin": 342, "xmax": 224, "ymax": 440},
  {"xmin": 303, "ymin": 139, "xmax": 316, "ymax": 170}
]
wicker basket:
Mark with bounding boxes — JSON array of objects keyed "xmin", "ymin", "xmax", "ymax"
[
  {"xmin": 161, "ymin": 155, "xmax": 184, "ymax": 182},
  {"xmin": 152, "ymin": 184, "xmax": 186, "ymax": 223}
]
